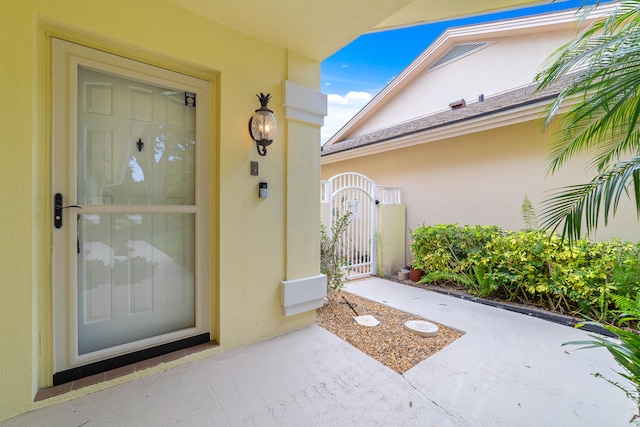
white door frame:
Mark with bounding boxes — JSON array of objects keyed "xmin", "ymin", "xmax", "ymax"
[{"xmin": 52, "ymin": 39, "xmax": 211, "ymax": 376}]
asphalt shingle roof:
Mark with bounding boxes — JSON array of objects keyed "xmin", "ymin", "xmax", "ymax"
[{"xmin": 321, "ymin": 78, "xmax": 568, "ymax": 157}]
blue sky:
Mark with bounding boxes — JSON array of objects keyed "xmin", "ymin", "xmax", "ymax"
[{"xmin": 320, "ymin": 0, "xmax": 611, "ymax": 143}]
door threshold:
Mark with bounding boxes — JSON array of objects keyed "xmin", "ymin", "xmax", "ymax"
[{"xmin": 37, "ymin": 335, "xmax": 215, "ymax": 402}]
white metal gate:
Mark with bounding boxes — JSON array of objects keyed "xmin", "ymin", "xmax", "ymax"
[{"xmin": 324, "ymin": 173, "xmax": 378, "ymax": 278}]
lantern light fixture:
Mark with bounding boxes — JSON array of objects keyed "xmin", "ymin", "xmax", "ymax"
[{"xmin": 249, "ymin": 93, "xmax": 277, "ymax": 156}]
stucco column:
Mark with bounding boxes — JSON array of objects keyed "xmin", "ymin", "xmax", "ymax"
[{"xmin": 280, "ymin": 79, "xmax": 328, "ymax": 316}]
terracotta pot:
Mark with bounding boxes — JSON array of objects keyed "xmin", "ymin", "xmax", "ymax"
[{"xmin": 409, "ymin": 267, "xmax": 424, "ymax": 282}]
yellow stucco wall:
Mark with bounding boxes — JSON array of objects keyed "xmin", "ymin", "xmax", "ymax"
[
  {"xmin": 321, "ymin": 121, "xmax": 640, "ymax": 262},
  {"xmin": 1, "ymin": 0, "xmax": 320, "ymax": 420}
]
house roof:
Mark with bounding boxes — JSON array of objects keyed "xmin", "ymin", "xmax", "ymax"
[
  {"xmin": 166, "ymin": 0, "xmax": 544, "ymax": 61},
  {"xmin": 322, "ymin": 3, "xmax": 616, "ymax": 150},
  {"xmin": 320, "ymin": 77, "xmax": 571, "ymax": 163}
]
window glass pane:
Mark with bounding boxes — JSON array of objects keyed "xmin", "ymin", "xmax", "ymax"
[
  {"xmin": 77, "ymin": 66, "xmax": 196, "ymax": 205},
  {"xmin": 77, "ymin": 213, "xmax": 195, "ymax": 355}
]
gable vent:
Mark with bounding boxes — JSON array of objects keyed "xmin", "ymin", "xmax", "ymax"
[{"xmin": 430, "ymin": 42, "xmax": 488, "ymax": 69}]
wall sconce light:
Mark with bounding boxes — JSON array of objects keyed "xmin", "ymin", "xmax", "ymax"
[{"xmin": 249, "ymin": 93, "xmax": 277, "ymax": 156}]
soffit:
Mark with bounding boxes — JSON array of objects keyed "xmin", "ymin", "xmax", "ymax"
[
  {"xmin": 374, "ymin": 0, "xmax": 547, "ymax": 30},
  {"xmin": 165, "ymin": 0, "xmax": 542, "ymax": 61}
]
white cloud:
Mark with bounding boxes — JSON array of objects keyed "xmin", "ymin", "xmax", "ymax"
[{"xmin": 322, "ymin": 91, "xmax": 373, "ymax": 143}]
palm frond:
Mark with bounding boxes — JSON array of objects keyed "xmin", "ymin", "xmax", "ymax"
[
  {"xmin": 535, "ymin": 1, "xmax": 640, "ymax": 241},
  {"xmin": 564, "ymin": 322, "xmax": 640, "ymax": 399},
  {"xmin": 539, "ymin": 156, "xmax": 640, "ymax": 242},
  {"xmin": 418, "ymin": 271, "xmax": 476, "ymax": 288}
]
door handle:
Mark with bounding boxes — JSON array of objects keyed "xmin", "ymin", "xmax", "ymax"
[{"xmin": 54, "ymin": 193, "xmax": 82, "ymax": 229}]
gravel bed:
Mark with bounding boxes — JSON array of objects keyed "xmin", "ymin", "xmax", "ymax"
[{"xmin": 316, "ymin": 291, "xmax": 463, "ymax": 374}]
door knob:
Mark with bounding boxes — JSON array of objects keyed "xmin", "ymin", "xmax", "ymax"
[{"xmin": 54, "ymin": 193, "xmax": 81, "ymax": 229}]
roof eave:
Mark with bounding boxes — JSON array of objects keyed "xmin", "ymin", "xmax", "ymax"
[{"xmin": 321, "ymin": 98, "xmax": 557, "ymax": 165}]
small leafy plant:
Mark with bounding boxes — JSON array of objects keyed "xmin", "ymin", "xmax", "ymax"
[
  {"xmin": 320, "ymin": 205, "xmax": 352, "ymax": 291},
  {"xmin": 521, "ymin": 194, "xmax": 538, "ymax": 230}
]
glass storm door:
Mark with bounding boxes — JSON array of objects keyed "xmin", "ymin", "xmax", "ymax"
[{"xmin": 52, "ymin": 39, "xmax": 210, "ymax": 374}]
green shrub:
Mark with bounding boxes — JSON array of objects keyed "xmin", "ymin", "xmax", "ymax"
[
  {"xmin": 410, "ymin": 224, "xmax": 640, "ymax": 324},
  {"xmin": 411, "ymin": 223, "xmax": 500, "ymax": 273}
]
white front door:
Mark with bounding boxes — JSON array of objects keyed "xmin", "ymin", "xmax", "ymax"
[{"xmin": 52, "ymin": 39, "xmax": 210, "ymax": 376}]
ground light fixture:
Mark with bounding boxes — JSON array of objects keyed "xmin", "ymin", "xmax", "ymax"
[{"xmin": 249, "ymin": 92, "xmax": 277, "ymax": 156}]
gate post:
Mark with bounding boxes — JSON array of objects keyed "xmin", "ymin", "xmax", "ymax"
[
  {"xmin": 320, "ymin": 180, "xmax": 331, "ymax": 231},
  {"xmin": 376, "ymin": 187, "xmax": 406, "ymax": 276}
]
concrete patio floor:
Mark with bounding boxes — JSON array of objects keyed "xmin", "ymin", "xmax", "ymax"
[{"xmin": 2, "ymin": 277, "xmax": 635, "ymax": 426}]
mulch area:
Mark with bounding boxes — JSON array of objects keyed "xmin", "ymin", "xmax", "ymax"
[{"xmin": 316, "ymin": 290, "xmax": 463, "ymax": 374}]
